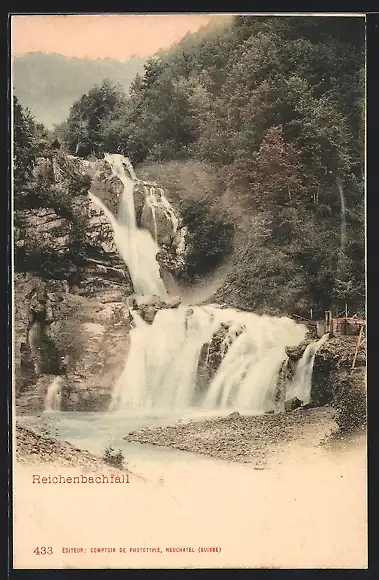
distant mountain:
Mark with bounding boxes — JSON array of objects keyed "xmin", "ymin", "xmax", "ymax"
[{"xmin": 12, "ymin": 52, "xmax": 147, "ymax": 128}]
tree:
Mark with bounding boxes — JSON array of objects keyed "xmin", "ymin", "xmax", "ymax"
[
  {"xmin": 62, "ymin": 80, "xmax": 127, "ymax": 156},
  {"xmin": 249, "ymin": 125, "xmax": 305, "ymax": 207},
  {"xmin": 13, "ymin": 96, "xmax": 39, "ymax": 187},
  {"xmin": 122, "ymin": 60, "xmax": 199, "ymax": 162}
]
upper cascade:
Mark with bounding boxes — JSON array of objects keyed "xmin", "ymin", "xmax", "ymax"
[{"xmin": 87, "ymin": 153, "xmax": 187, "ymax": 297}]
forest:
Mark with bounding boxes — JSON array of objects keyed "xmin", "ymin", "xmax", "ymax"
[{"xmin": 13, "ymin": 15, "xmax": 366, "ymax": 319}]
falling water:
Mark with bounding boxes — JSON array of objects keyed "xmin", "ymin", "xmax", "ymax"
[
  {"xmin": 145, "ymin": 188, "xmax": 158, "ymax": 243},
  {"xmin": 145, "ymin": 186, "xmax": 180, "ymax": 235},
  {"xmin": 336, "ymin": 177, "xmax": 347, "ymax": 258},
  {"xmin": 44, "ymin": 376, "xmax": 62, "ymax": 412},
  {"xmin": 89, "ymin": 154, "xmax": 167, "ymax": 297},
  {"xmin": 285, "ymin": 333, "xmax": 329, "ymax": 405},
  {"xmin": 110, "ymin": 305, "xmax": 309, "ymax": 414}
]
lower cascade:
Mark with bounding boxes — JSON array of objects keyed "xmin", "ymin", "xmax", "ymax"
[
  {"xmin": 44, "ymin": 376, "xmax": 63, "ymax": 412},
  {"xmin": 110, "ymin": 305, "xmax": 310, "ymax": 414}
]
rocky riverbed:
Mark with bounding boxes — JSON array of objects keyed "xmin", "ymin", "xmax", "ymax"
[{"xmin": 124, "ymin": 406, "xmax": 365, "ymax": 468}]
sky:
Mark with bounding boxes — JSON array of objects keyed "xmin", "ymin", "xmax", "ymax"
[{"xmin": 11, "ymin": 14, "xmax": 214, "ymax": 61}]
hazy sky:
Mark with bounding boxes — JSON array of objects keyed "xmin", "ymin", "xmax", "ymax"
[{"xmin": 11, "ymin": 14, "xmax": 214, "ymax": 61}]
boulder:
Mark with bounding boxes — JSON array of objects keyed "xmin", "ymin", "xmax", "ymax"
[
  {"xmin": 88, "ymin": 159, "xmax": 121, "ymax": 216},
  {"xmin": 133, "ymin": 184, "xmax": 146, "ymax": 226},
  {"xmin": 196, "ymin": 322, "xmax": 245, "ymax": 400},
  {"xmin": 133, "ymin": 295, "xmax": 163, "ymax": 309},
  {"xmin": 133, "ymin": 294, "xmax": 181, "ymax": 310},
  {"xmin": 138, "ymin": 306, "xmax": 158, "ymax": 325},
  {"xmin": 228, "ymin": 411, "xmax": 241, "ymax": 419},
  {"xmin": 140, "ymin": 200, "xmax": 174, "ymax": 245},
  {"xmin": 132, "ymin": 295, "xmax": 182, "ymax": 324},
  {"xmin": 284, "ymin": 397, "xmax": 303, "ymax": 412}
]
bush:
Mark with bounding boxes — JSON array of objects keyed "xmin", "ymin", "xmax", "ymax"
[
  {"xmin": 138, "ymin": 160, "xmax": 235, "ymax": 281},
  {"xmin": 333, "ymin": 371, "xmax": 366, "ymax": 433},
  {"xmin": 181, "ymin": 198, "xmax": 235, "ymax": 280},
  {"xmin": 102, "ymin": 445, "xmax": 125, "ymax": 468}
]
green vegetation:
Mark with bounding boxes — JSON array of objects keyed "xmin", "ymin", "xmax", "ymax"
[
  {"xmin": 333, "ymin": 371, "xmax": 366, "ymax": 433},
  {"xmin": 13, "ymin": 96, "xmax": 50, "ymax": 188},
  {"xmin": 57, "ymin": 80, "xmax": 129, "ymax": 157},
  {"xmin": 102, "ymin": 445, "xmax": 125, "ymax": 468}
]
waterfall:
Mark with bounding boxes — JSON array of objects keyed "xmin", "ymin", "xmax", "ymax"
[
  {"xmin": 89, "ymin": 153, "xmax": 167, "ymax": 297},
  {"xmin": 285, "ymin": 333, "xmax": 329, "ymax": 405},
  {"xmin": 146, "ymin": 186, "xmax": 180, "ymax": 235},
  {"xmin": 110, "ymin": 305, "xmax": 309, "ymax": 414},
  {"xmin": 336, "ymin": 177, "xmax": 347, "ymax": 259},
  {"xmin": 44, "ymin": 376, "xmax": 62, "ymax": 412},
  {"xmin": 86, "ymin": 153, "xmax": 327, "ymax": 417},
  {"xmin": 145, "ymin": 188, "xmax": 158, "ymax": 243}
]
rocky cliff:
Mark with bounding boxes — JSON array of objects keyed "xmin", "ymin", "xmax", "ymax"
[{"xmin": 281, "ymin": 334, "xmax": 366, "ymax": 431}]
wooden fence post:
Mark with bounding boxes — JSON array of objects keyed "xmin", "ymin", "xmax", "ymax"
[{"xmin": 351, "ymin": 324, "xmax": 365, "ymax": 372}]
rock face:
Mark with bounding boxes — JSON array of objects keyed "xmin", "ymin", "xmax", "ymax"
[
  {"xmin": 271, "ymin": 330, "xmax": 366, "ymax": 428},
  {"xmin": 139, "ymin": 188, "xmax": 176, "ymax": 246},
  {"xmin": 273, "ymin": 338, "xmax": 314, "ymax": 411},
  {"xmin": 277, "ymin": 332, "xmax": 366, "ymax": 432},
  {"xmin": 14, "ymin": 273, "xmax": 133, "ymax": 413},
  {"xmin": 312, "ymin": 336, "xmax": 366, "ymax": 430},
  {"xmin": 196, "ymin": 321, "xmax": 245, "ymax": 403},
  {"xmin": 16, "ymin": 153, "xmax": 131, "ymax": 289},
  {"xmin": 333, "ymin": 368, "xmax": 366, "ymax": 432},
  {"xmin": 15, "ymin": 208, "xmax": 71, "ymax": 256},
  {"xmin": 88, "ymin": 158, "xmax": 122, "ymax": 216}
]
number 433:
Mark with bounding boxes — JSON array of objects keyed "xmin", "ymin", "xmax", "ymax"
[{"xmin": 34, "ymin": 547, "xmax": 53, "ymax": 555}]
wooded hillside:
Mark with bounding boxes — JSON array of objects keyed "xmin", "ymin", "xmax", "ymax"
[{"xmin": 14, "ymin": 16, "xmax": 365, "ymax": 318}]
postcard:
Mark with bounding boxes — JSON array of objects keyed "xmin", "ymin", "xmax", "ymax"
[{"xmin": 10, "ymin": 12, "xmax": 367, "ymax": 570}]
